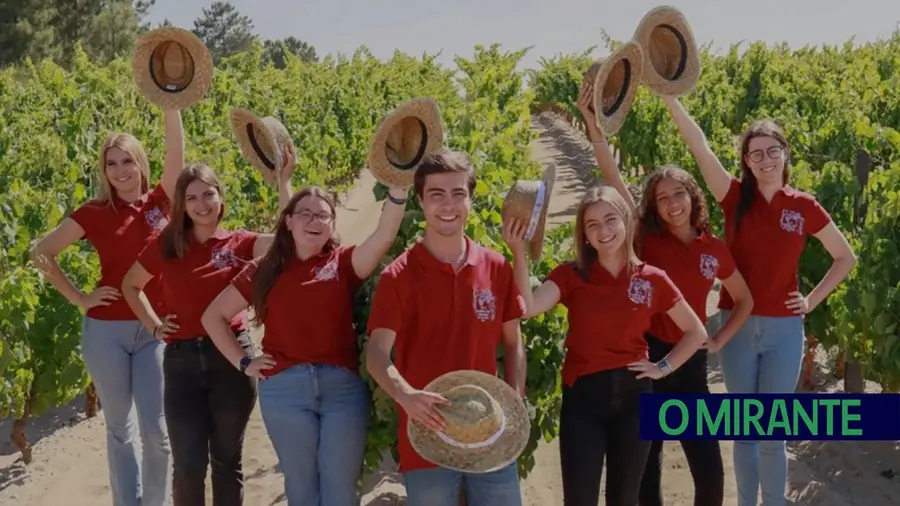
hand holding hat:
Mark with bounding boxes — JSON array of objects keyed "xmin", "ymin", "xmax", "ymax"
[
  {"xmin": 230, "ymin": 108, "xmax": 296, "ymax": 186},
  {"xmin": 501, "ymin": 163, "xmax": 556, "ymax": 261}
]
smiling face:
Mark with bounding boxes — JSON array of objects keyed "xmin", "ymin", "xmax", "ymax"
[
  {"xmin": 184, "ymin": 179, "xmax": 222, "ymax": 228},
  {"xmin": 104, "ymin": 146, "xmax": 144, "ymax": 196},
  {"xmin": 582, "ymin": 200, "xmax": 627, "ymax": 257},
  {"xmin": 653, "ymin": 177, "xmax": 692, "ymax": 230},
  {"xmin": 285, "ymin": 194, "xmax": 335, "ymax": 252},
  {"xmin": 744, "ymin": 134, "xmax": 787, "ymax": 187},
  {"xmin": 419, "ymin": 171, "xmax": 472, "ymax": 238}
]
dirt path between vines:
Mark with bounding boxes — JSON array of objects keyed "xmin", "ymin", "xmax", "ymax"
[{"xmin": 1, "ymin": 113, "xmax": 897, "ymax": 506}]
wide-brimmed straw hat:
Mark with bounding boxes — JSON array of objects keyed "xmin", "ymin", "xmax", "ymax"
[
  {"xmin": 501, "ymin": 163, "xmax": 556, "ymax": 261},
  {"xmin": 367, "ymin": 98, "xmax": 444, "ymax": 189},
  {"xmin": 230, "ymin": 108, "xmax": 295, "ymax": 186},
  {"xmin": 583, "ymin": 41, "xmax": 644, "ymax": 137},
  {"xmin": 408, "ymin": 370, "xmax": 530, "ymax": 474},
  {"xmin": 632, "ymin": 5, "xmax": 701, "ymax": 96},
  {"xmin": 131, "ymin": 27, "xmax": 213, "ymax": 110}
]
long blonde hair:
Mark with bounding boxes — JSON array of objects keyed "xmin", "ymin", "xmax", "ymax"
[
  {"xmin": 96, "ymin": 133, "xmax": 151, "ymax": 207},
  {"xmin": 573, "ymin": 184, "xmax": 639, "ymax": 280}
]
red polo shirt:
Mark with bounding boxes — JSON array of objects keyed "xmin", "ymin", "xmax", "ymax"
[
  {"xmin": 137, "ymin": 228, "xmax": 259, "ymax": 342},
  {"xmin": 546, "ymin": 261, "xmax": 684, "ymax": 387},
  {"xmin": 640, "ymin": 231, "xmax": 736, "ymax": 344},
  {"xmin": 718, "ymin": 177, "xmax": 831, "ymax": 316},
  {"xmin": 69, "ymin": 184, "xmax": 170, "ymax": 320},
  {"xmin": 231, "ymin": 245, "xmax": 364, "ymax": 378},
  {"xmin": 366, "ymin": 236, "xmax": 526, "ymax": 473}
]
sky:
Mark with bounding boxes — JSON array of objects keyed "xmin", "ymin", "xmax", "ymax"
[{"xmin": 144, "ymin": 0, "xmax": 900, "ymax": 70}]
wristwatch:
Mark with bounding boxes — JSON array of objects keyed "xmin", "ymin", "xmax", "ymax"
[
  {"xmin": 656, "ymin": 358, "xmax": 673, "ymax": 377},
  {"xmin": 239, "ymin": 356, "xmax": 252, "ymax": 374}
]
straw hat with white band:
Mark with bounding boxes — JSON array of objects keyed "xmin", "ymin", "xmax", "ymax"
[
  {"xmin": 501, "ymin": 163, "xmax": 556, "ymax": 261},
  {"xmin": 408, "ymin": 370, "xmax": 530, "ymax": 474}
]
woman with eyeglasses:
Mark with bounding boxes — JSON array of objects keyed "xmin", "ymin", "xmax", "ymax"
[
  {"xmin": 200, "ymin": 179, "xmax": 409, "ymax": 506},
  {"xmin": 663, "ymin": 96, "xmax": 856, "ymax": 506},
  {"xmin": 121, "ymin": 146, "xmax": 294, "ymax": 506}
]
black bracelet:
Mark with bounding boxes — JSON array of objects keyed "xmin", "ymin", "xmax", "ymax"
[{"xmin": 387, "ymin": 193, "xmax": 407, "ymax": 205}]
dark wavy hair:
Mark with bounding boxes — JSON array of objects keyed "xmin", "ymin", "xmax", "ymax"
[
  {"xmin": 637, "ymin": 165, "xmax": 710, "ymax": 250},
  {"xmin": 250, "ymin": 186, "xmax": 339, "ymax": 322}
]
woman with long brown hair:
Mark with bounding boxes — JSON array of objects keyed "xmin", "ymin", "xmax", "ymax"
[
  {"xmin": 121, "ymin": 148, "xmax": 294, "ymax": 506},
  {"xmin": 576, "ymin": 82, "xmax": 754, "ymax": 506},
  {"xmin": 663, "ymin": 95, "xmax": 856, "ymax": 506},
  {"xmin": 503, "ymin": 184, "xmax": 708, "ymax": 506},
  {"xmin": 200, "ymin": 180, "xmax": 409, "ymax": 506},
  {"xmin": 31, "ymin": 110, "xmax": 184, "ymax": 506}
]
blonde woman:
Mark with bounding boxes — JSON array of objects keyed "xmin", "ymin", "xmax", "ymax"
[{"xmin": 31, "ymin": 110, "xmax": 184, "ymax": 506}]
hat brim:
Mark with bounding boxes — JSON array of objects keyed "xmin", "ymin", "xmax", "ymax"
[
  {"xmin": 632, "ymin": 6, "xmax": 701, "ymax": 96},
  {"xmin": 367, "ymin": 98, "xmax": 444, "ymax": 189},
  {"xmin": 408, "ymin": 370, "xmax": 530, "ymax": 474},
  {"xmin": 131, "ymin": 27, "xmax": 214, "ymax": 110},
  {"xmin": 590, "ymin": 41, "xmax": 644, "ymax": 137},
  {"xmin": 230, "ymin": 108, "xmax": 293, "ymax": 186},
  {"xmin": 528, "ymin": 163, "xmax": 556, "ymax": 261}
]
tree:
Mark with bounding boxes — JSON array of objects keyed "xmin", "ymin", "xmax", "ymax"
[
  {"xmin": 262, "ymin": 36, "xmax": 318, "ymax": 68},
  {"xmin": 191, "ymin": 1, "xmax": 256, "ymax": 64}
]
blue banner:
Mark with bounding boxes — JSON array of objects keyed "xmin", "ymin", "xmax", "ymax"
[{"xmin": 639, "ymin": 394, "xmax": 900, "ymax": 441}]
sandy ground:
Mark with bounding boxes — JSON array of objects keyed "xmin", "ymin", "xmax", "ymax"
[{"xmin": 1, "ymin": 113, "xmax": 898, "ymax": 505}]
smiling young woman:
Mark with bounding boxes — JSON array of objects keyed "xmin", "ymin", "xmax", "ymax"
[
  {"xmin": 662, "ymin": 95, "xmax": 856, "ymax": 506},
  {"xmin": 31, "ymin": 110, "xmax": 184, "ymax": 506},
  {"xmin": 576, "ymin": 80, "xmax": 754, "ymax": 506},
  {"xmin": 120, "ymin": 146, "xmax": 294, "ymax": 506},
  {"xmin": 503, "ymin": 183, "xmax": 708, "ymax": 506}
]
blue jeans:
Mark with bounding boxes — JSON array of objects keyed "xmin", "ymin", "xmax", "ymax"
[
  {"xmin": 259, "ymin": 363, "xmax": 371, "ymax": 506},
  {"xmin": 80, "ymin": 317, "xmax": 171, "ymax": 506},
  {"xmin": 715, "ymin": 310, "xmax": 805, "ymax": 506},
  {"xmin": 403, "ymin": 461, "xmax": 522, "ymax": 506}
]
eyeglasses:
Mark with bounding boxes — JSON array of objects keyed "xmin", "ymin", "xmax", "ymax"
[
  {"xmin": 292, "ymin": 210, "xmax": 334, "ymax": 224},
  {"xmin": 747, "ymin": 145, "xmax": 784, "ymax": 163}
]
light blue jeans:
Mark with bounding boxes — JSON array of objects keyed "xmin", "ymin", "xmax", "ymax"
[
  {"xmin": 80, "ymin": 317, "xmax": 171, "ymax": 506},
  {"xmin": 715, "ymin": 310, "xmax": 805, "ymax": 506},
  {"xmin": 403, "ymin": 462, "xmax": 523, "ymax": 506},
  {"xmin": 259, "ymin": 363, "xmax": 371, "ymax": 506}
]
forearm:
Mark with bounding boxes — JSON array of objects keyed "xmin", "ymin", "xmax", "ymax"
[
  {"xmin": 502, "ymin": 340, "xmax": 526, "ymax": 396},
  {"xmin": 202, "ymin": 313, "xmax": 247, "ymax": 368},
  {"xmin": 122, "ymin": 286, "xmax": 162, "ymax": 334},
  {"xmin": 277, "ymin": 178, "xmax": 292, "ymax": 213},
  {"xmin": 367, "ymin": 350, "xmax": 415, "ymax": 401},
  {"xmin": 807, "ymin": 256, "xmax": 856, "ymax": 311},
  {"xmin": 663, "ymin": 328, "xmax": 706, "ymax": 370},
  {"xmin": 510, "ymin": 250, "xmax": 536, "ymax": 317},
  {"xmin": 32, "ymin": 254, "xmax": 85, "ymax": 308},
  {"xmin": 713, "ymin": 297, "xmax": 752, "ymax": 348}
]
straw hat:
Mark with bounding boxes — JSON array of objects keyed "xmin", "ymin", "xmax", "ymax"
[
  {"xmin": 367, "ymin": 98, "xmax": 444, "ymax": 189},
  {"xmin": 501, "ymin": 163, "xmax": 556, "ymax": 261},
  {"xmin": 230, "ymin": 108, "xmax": 295, "ymax": 186},
  {"xmin": 632, "ymin": 5, "xmax": 701, "ymax": 96},
  {"xmin": 131, "ymin": 27, "xmax": 213, "ymax": 110},
  {"xmin": 583, "ymin": 41, "xmax": 644, "ymax": 137},
  {"xmin": 408, "ymin": 370, "xmax": 530, "ymax": 474}
]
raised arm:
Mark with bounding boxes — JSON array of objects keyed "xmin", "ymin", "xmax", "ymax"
[
  {"xmin": 160, "ymin": 110, "xmax": 185, "ymax": 200},
  {"xmin": 350, "ymin": 186, "xmax": 409, "ymax": 279},
  {"xmin": 661, "ymin": 96, "xmax": 733, "ymax": 203},
  {"xmin": 31, "ymin": 219, "xmax": 118, "ymax": 309},
  {"xmin": 578, "ymin": 82, "xmax": 637, "ymax": 216},
  {"xmin": 252, "ymin": 145, "xmax": 297, "ymax": 258},
  {"xmin": 501, "ymin": 218, "xmax": 561, "ymax": 318}
]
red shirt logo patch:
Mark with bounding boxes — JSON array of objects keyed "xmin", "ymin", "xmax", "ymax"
[
  {"xmin": 145, "ymin": 207, "xmax": 167, "ymax": 231},
  {"xmin": 473, "ymin": 287, "xmax": 497, "ymax": 322},
  {"xmin": 699, "ymin": 254, "xmax": 719, "ymax": 280},
  {"xmin": 314, "ymin": 260, "xmax": 339, "ymax": 282},
  {"xmin": 211, "ymin": 246, "xmax": 239, "ymax": 269},
  {"xmin": 628, "ymin": 277, "xmax": 653, "ymax": 308},
  {"xmin": 780, "ymin": 209, "xmax": 804, "ymax": 235}
]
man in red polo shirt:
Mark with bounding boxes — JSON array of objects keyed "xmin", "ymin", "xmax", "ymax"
[{"xmin": 366, "ymin": 148, "xmax": 528, "ymax": 506}]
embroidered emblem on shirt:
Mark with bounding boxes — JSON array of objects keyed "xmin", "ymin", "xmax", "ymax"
[
  {"xmin": 473, "ymin": 288, "xmax": 497, "ymax": 322},
  {"xmin": 780, "ymin": 209, "xmax": 804, "ymax": 235},
  {"xmin": 145, "ymin": 207, "xmax": 167, "ymax": 231},
  {"xmin": 699, "ymin": 254, "xmax": 719, "ymax": 280},
  {"xmin": 628, "ymin": 277, "xmax": 653, "ymax": 308},
  {"xmin": 211, "ymin": 245, "xmax": 238, "ymax": 269},
  {"xmin": 314, "ymin": 260, "xmax": 338, "ymax": 281}
]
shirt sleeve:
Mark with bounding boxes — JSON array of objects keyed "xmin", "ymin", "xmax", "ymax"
[
  {"xmin": 653, "ymin": 269, "xmax": 685, "ymax": 315},
  {"xmin": 233, "ymin": 230, "xmax": 261, "ymax": 261},
  {"xmin": 719, "ymin": 176, "xmax": 741, "ymax": 215},
  {"xmin": 805, "ymin": 196, "xmax": 833, "ymax": 236},
  {"xmin": 68, "ymin": 202, "xmax": 100, "ymax": 240},
  {"xmin": 137, "ymin": 235, "xmax": 165, "ymax": 277},
  {"xmin": 715, "ymin": 241, "xmax": 737, "ymax": 280},
  {"xmin": 146, "ymin": 184, "xmax": 171, "ymax": 214},
  {"xmin": 367, "ymin": 268, "xmax": 404, "ymax": 335},
  {"xmin": 337, "ymin": 245, "xmax": 364, "ymax": 290},
  {"xmin": 500, "ymin": 260, "xmax": 526, "ymax": 323},
  {"xmin": 545, "ymin": 263, "xmax": 574, "ymax": 307},
  {"xmin": 231, "ymin": 261, "xmax": 259, "ymax": 303}
]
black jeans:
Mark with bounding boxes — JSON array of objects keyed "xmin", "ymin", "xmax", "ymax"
[
  {"xmin": 163, "ymin": 331, "xmax": 258, "ymax": 506},
  {"xmin": 639, "ymin": 334, "xmax": 724, "ymax": 506},
  {"xmin": 559, "ymin": 366, "xmax": 653, "ymax": 506}
]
